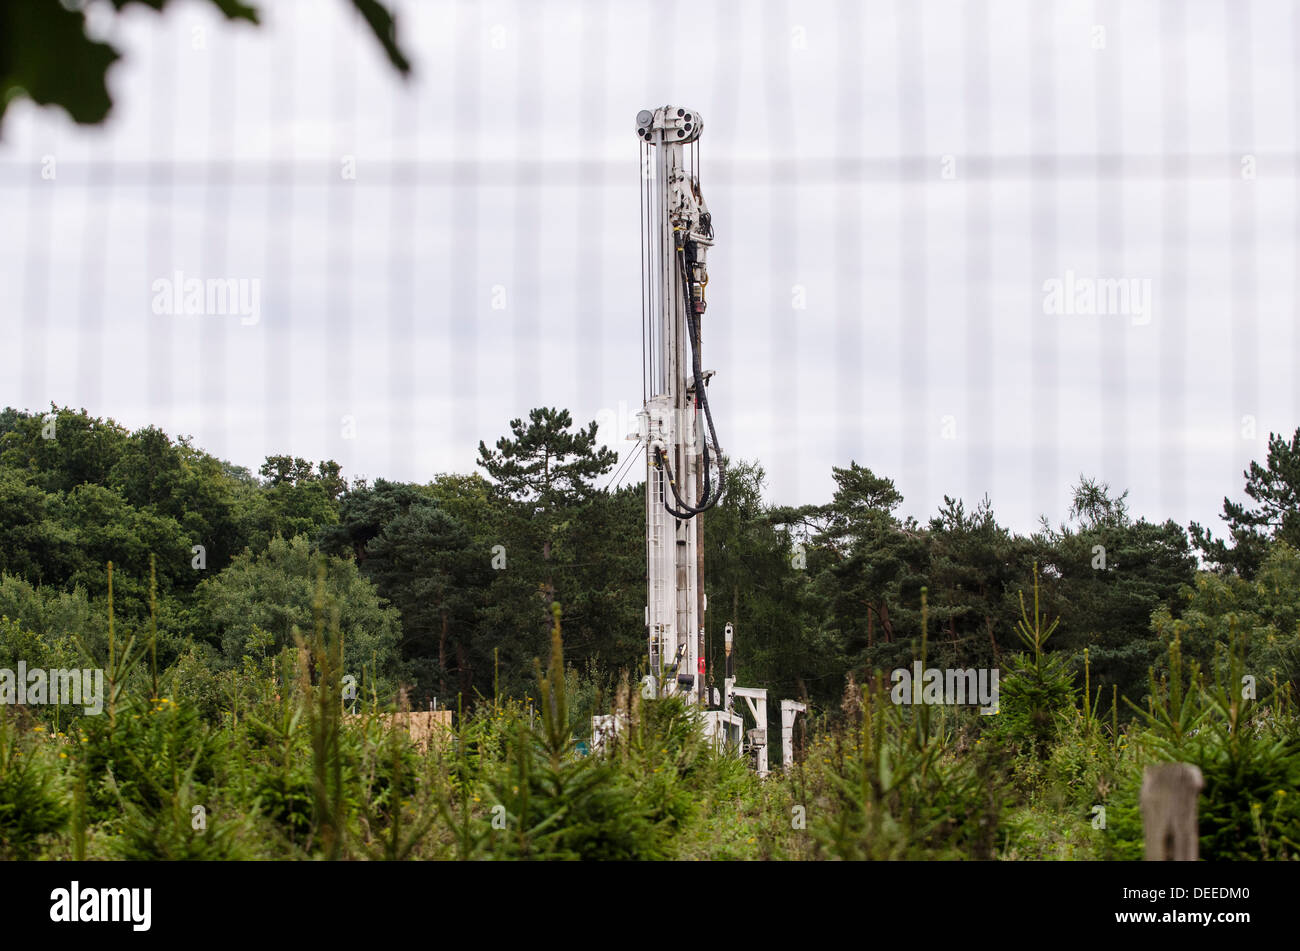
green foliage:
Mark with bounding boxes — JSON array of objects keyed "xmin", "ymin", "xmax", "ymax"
[
  {"xmin": 197, "ymin": 535, "xmax": 404, "ymax": 700},
  {"xmin": 296, "ymin": 563, "xmax": 349, "ymax": 860},
  {"xmin": 484, "ymin": 606, "xmax": 662, "ymax": 860},
  {"xmin": 989, "ymin": 568, "xmax": 1078, "ymax": 756},
  {"xmin": 0, "ymin": 406, "xmax": 130, "ymax": 496},
  {"xmin": 0, "ymin": 0, "xmax": 409, "ymax": 132},
  {"xmin": 1191, "ymin": 428, "xmax": 1300, "ymax": 578},
  {"xmin": 1099, "ymin": 634, "xmax": 1300, "ymax": 860},
  {"xmin": 319, "ymin": 477, "xmax": 434, "ymax": 563},
  {"xmin": 0, "ymin": 711, "xmax": 70, "ymax": 859},
  {"xmin": 924, "ymin": 494, "xmax": 1021, "ymax": 669},
  {"xmin": 1152, "ymin": 542, "xmax": 1300, "ymax": 694},
  {"xmin": 813, "ymin": 463, "xmax": 929, "ymax": 675},
  {"xmin": 808, "ymin": 676, "xmax": 1007, "ymax": 860},
  {"xmin": 477, "ymin": 407, "xmax": 617, "ymax": 511},
  {"xmin": 709, "ymin": 460, "xmax": 828, "ymax": 707},
  {"xmin": 473, "ymin": 410, "xmax": 631, "ymax": 699},
  {"xmin": 96, "ymin": 699, "xmax": 257, "ymax": 860},
  {"xmin": 0, "ymin": 575, "xmax": 102, "ymax": 656},
  {"xmin": 1192, "ymin": 725, "xmax": 1300, "ymax": 860},
  {"xmin": 1037, "ymin": 478, "xmax": 1197, "ymax": 699},
  {"xmin": 364, "ymin": 505, "xmax": 488, "ymax": 699},
  {"xmin": 1187, "ymin": 640, "xmax": 1300, "ymax": 860},
  {"xmin": 3, "ymin": 404, "xmax": 1300, "ymax": 859},
  {"xmin": 0, "ymin": 614, "xmax": 79, "ymax": 679}
]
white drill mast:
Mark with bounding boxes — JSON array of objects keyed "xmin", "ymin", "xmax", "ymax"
[
  {"xmin": 593, "ymin": 107, "xmax": 804, "ymax": 773},
  {"xmin": 635, "ymin": 105, "xmax": 719, "ymax": 705}
]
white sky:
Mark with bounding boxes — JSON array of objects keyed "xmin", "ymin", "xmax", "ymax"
[{"xmin": 1, "ymin": 0, "xmax": 1298, "ymax": 537}]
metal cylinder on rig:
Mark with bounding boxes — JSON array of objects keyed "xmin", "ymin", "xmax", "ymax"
[
  {"xmin": 724, "ymin": 622, "xmax": 735, "ymax": 680},
  {"xmin": 637, "ymin": 105, "xmax": 713, "ymax": 703}
]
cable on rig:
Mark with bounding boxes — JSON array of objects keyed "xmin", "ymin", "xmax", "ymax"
[
  {"xmin": 655, "ymin": 222, "xmax": 725, "ymax": 520},
  {"xmin": 638, "ymin": 125, "xmax": 724, "ymax": 522}
]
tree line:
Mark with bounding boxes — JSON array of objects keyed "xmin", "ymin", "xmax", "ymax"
[{"xmin": 2, "ymin": 403, "xmax": 1298, "ymax": 724}]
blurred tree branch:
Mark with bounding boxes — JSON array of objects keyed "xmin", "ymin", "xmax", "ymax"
[{"xmin": 0, "ymin": 0, "xmax": 411, "ymax": 133}]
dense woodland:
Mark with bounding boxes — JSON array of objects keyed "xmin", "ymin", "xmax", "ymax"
[
  {"xmin": 3, "ymin": 403, "xmax": 1297, "ymax": 712},
  {"xmin": 1, "ymin": 402, "xmax": 1299, "ymax": 860}
]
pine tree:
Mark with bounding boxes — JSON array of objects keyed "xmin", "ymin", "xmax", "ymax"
[
  {"xmin": 1191, "ymin": 428, "xmax": 1300, "ymax": 579},
  {"xmin": 476, "ymin": 407, "xmax": 617, "ymax": 609},
  {"xmin": 476, "ymin": 408, "xmax": 617, "ymax": 511}
]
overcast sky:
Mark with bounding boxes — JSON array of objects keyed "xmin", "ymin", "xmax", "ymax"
[{"xmin": 2, "ymin": 0, "xmax": 1297, "ymax": 537}]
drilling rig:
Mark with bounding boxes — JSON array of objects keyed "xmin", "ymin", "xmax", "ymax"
[
  {"xmin": 593, "ymin": 106, "xmax": 804, "ymax": 775},
  {"xmin": 634, "ymin": 105, "xmax": 719, "ymax": 708}
]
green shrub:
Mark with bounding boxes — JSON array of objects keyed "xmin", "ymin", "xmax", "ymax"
[{"xmin": 0, "ymin": 711, "xmax": 70, "ymax": 859}]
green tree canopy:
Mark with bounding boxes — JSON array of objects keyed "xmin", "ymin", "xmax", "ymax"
[
  {"xmin": 1036, "ymin": 478, "xmax": 1196, "ymax": 698},
  {"xmin": 476, "ymin": 407, "xmax": 617, "ymax": 512},
  {"xmin": 197, "ymin": 534, "xmax": 404, "ymax": 699},
  {"xmin": 1192, "ymin": 428, "xmax": 1300, "ymax": 579},
  {"xmin": 363, "ymin": 506, "xmax": 489, "ymax": 699}
]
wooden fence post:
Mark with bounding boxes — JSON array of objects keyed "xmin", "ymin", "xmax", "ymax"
[{"xmin": 1140, "ymin": 763, "xmax": 1203, "ymax": 861}]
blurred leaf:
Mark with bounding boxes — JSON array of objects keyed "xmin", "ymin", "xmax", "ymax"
[
  {"xmin": 0, "ymin": 0, "xmax": 409, "ymax": 134},
  {"xmin": 0, "ymin": 1, "xmax": 120, "ymax": 127},
  {"xmin": 350, "ymin": 0, "xmax": 411, "ymax": 75}
]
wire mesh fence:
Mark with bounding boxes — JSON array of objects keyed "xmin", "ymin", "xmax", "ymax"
[{"xmin": 0, "ymin": 0, "xmax": 1296, "ymax": 534}]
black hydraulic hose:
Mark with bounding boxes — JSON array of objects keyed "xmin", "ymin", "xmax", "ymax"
[
  {"xmin": 681, "ymin": 238, "xmax": 725, "ymax": 505},
  {"xmin": 657, "ymin": 236, "xmax": 725, "ymax": 519},
  {"xmin": 658, "ymin": 448, "xmax": 702, "ymax": 520}
]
